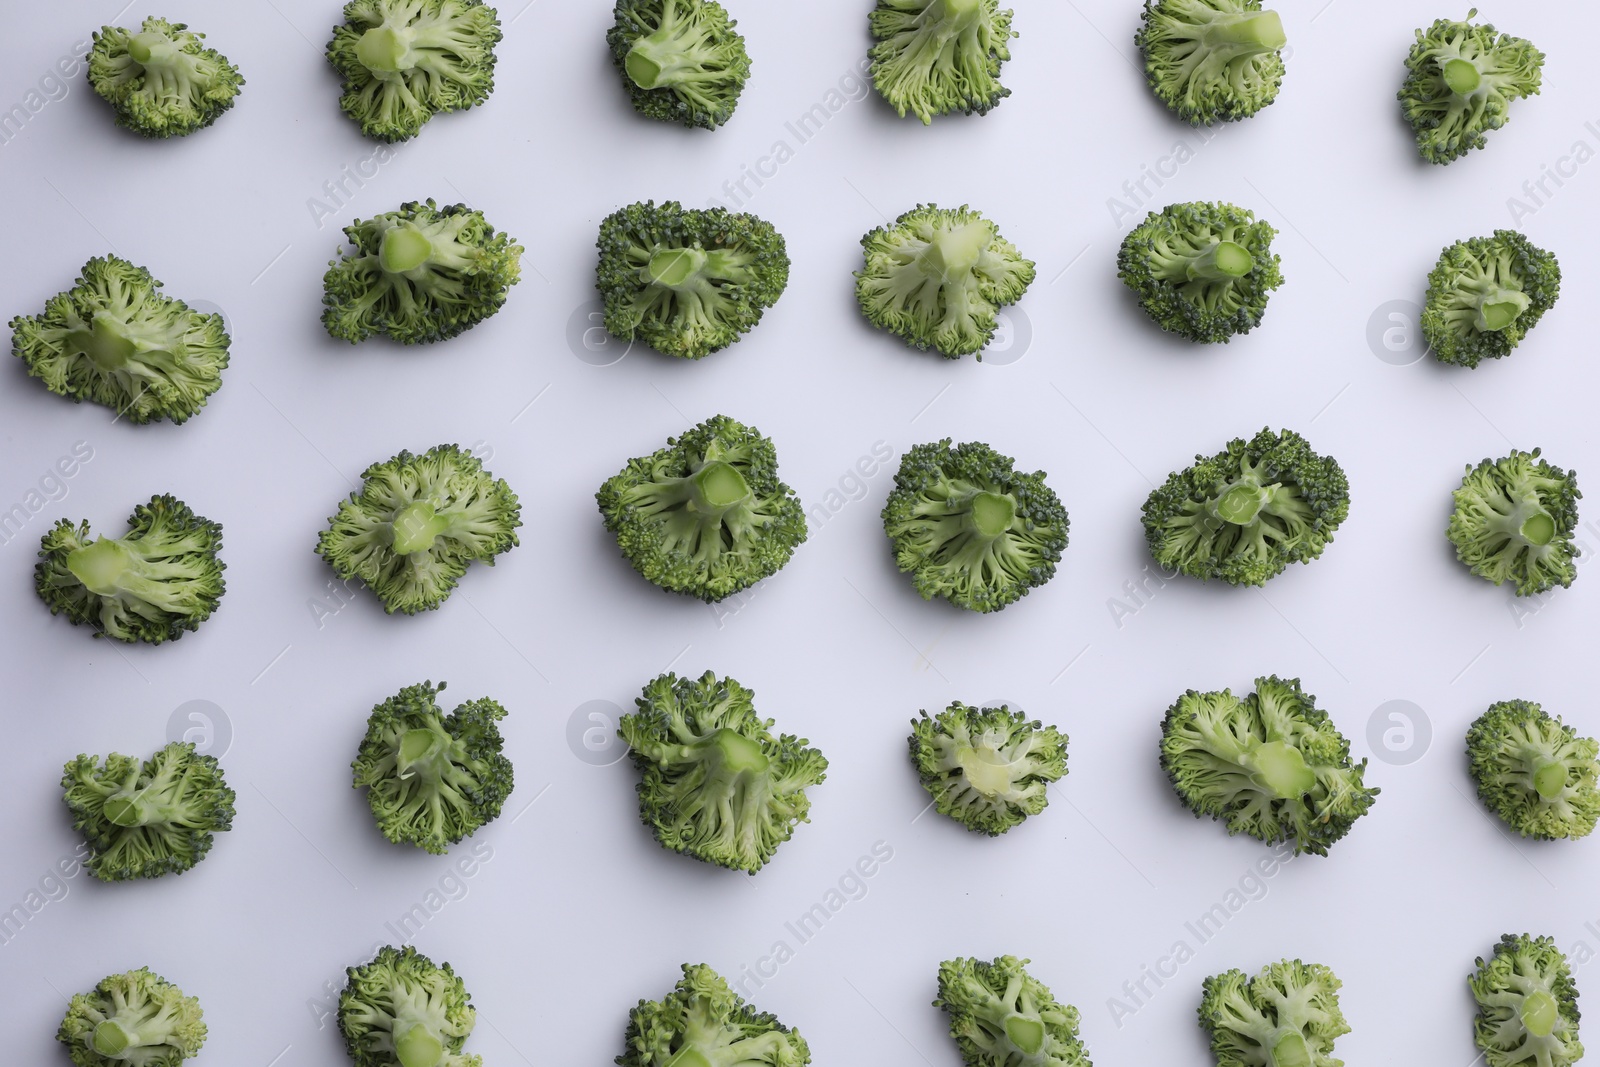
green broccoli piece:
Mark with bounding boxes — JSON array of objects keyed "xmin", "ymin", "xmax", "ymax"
[
  {"xmin": 1161, "ymin": 676, "xmax": 1378, "ymax": 856},
  {"xmin": 322, "ymin": 199, "xmax": 523, "ymax": 345},
  {"xmin": 618, "ymin": 963, "xmax": 810, "ymax": 1067},
  {"xmin": 619, "ymin": 670, "xmax": 827, "ymax": 874},
  {"xmin": 1117, "ymin": 202, "xmax": 1283, "ymax": 343},
  {"xmin": 1199, "ymin": 959, "xmax": 1349, "ymax": 1067},
  {"xmin": 35, "ymin": 494, "xmax": 225, "ymax": 644},
  {"xmin": 1448, "ymin": 448, "xmax": 1579, "ymax": 597},
  {"xmin": 1471, "ymin": 934, "xmax": 1583, "ymax": 1067},
  {"xmin": 935, "ymin": 956, "xmax": 1092, "ymax": 1067},
  {"xmin": 87, "ymin": 17, "xmax": 243, "ymax": 137},
  {"xmin": 597, "ymin": 415, "xmax": 807, "ymax": 602},
  {"xmin": 1137, "ymin": 0, "xmax": 1286, "ymax": 125},
  {"xmin": 58, "ymin": 967, "xmax": 206, "ymax": 1067},
  {"xmin": 10, "ymin": 255, "xmax": 230, "ymax": 424},
  {"xmin": 595, "ymin": 201, "xmax": 789, "ymax": 359},
  {"xmin": 868, "ymin": 0, "xmax": 1016, "ymax": 124},
  {"xmin": 1400, "ymin": 11, "xmax": 1543, "ymax": 165},
  {"xmin": 341, "ymin": 945, "xmax": 481, "ymax": 1067},
  {"xmin": 327, "ymin": 0, "xmax": 502, "ymax": 142},
  {"xmin": 910, "ymin": 703, "xmax": 1067, "ymax": 836},
  {"xmin": 1467, "ymin": 700, "xmax": 1600, "ymax": 841},
  {"xmin": 608, "ymin": 0, "xmax": 750, "ymax": 129},
  {"xmin": 856, "ymin": 204, "xmax": 1035, "ymax": 359},
  {"xmin": 317, "ymin": 444, "xmax": 521, "ymax": 615},
  {"xmin": 1422, "ymin": 231, "xmax": 1560, "ymax": 368}
]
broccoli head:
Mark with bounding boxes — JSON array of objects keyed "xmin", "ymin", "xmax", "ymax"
[
  {"xmin": 1117, "ymin": 201, "xmax": 1283, "ymax": 343},
  {"xmin": 597, "ymin": 415, "xmax": 807, "ymax": 602},
  {"xmin": 87, "ymin": 17, "xmax": 243, "ymax": 137},
  {"xmin": 1448, "ymin": 448, "xmax": 1579, "ymax": 597},
  {"xmin": 910, "ymin": 703, "xmax": 1067, "ymax": 836},
  {"xmin": 1200, "ymin": 959, "xmax": 1348, "ymax": 1067},
  {"xmin": 934, "ymin": 956, "xmax": 1092, "ymax": 1067},
  {"xmin": 609, "ymin": 0, "xmax": 750, "ymax": 129},
  {"xmin": 596, "ymin": 201, "xmax": 789, "ymax": 359},
  {"xmin": 11, "ymin": 255, "xmax": 230, "ymax": 424},
  {"xmin": 317, "ymin": 443, "xmax": 521, "ymax": 615},
  {"xmin": 856, "ymin": 204, "xmax": 1035, "ymax": 359},
  {"xmin": 619, "ymin": 670, "xmax": 827, "ymax": 874},
  {"xmin": 1400, "ymin": 12, "xmax": 1543, "ymax": 165},
  {"xmin": 36, "ymin": 494, "xmax": 225, "ymax": 644},
  {"xmin": 323, "ymin": 199, "xmax": 524, "ymax": 344},
  {"xmin": 58, "ymin": 967, "xmax": 206, "ymax": 1067},
  {"xmin": 1161, "ymin": 676, "xmax": 1378, "ymax": 856},
  {"xmin": 619, "ymin": 963, "xmax": 810, "ymax": 1067},
  {"xmin": 868, "ymin": 0, "xmax": 1015, "ymax": 124},
  {"xmin": 1471, "ymin": 934, "xmax": 1582, "ymax": 1067},
  {"xmin": 1422, "ymin": 231, "xmax": 1560, "ymax": 368},
  {"xmin": 1467, "ymin": 700, "xmax": 1600, "ymax": 841},
  {"xmin": 341, "ymin": 945, "xmax": 481, "ymax": 1067},
  {"xmin": 327, "ymin": 0, "xmax": 502, "ymax": 142},
  {"xmin": 1137, "ymin": 0, "xmax": 1286, "ymax": 125}
]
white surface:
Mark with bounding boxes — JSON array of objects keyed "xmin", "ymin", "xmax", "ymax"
[{"xmin": 2, "ymin": 1, "xmax": 1598, "ymax": 1064}]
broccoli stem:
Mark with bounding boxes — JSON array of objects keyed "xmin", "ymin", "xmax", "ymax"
[
  {"xmin": 92, "ymin": 1020, "xmax": 140, "ymax": 1057},
  {"xmin": 1271, "ymin": 1031, "xmax": 1312, "ymax": 1067},
  {"xmin": 1201, "ymin": 11, "xmax": 1286, "ymax": 54},
  {"xmin": 1180, "ymin": 241, "xmax": 1255, "ymax": 284},
  {"xmin": 664, "ymin": 1049, "xmax": 712, "ymax": 1067},
  {"xmin": 1473, "ymin": 287, "xmax": 1530, "ymax": 332},
  {"xmin": 390, "ymin": 502, "xmax": 454, "ymax": 555},
  {"xmin": 925, "ymin": 221, "xmax": 994, "ymax": 279},
  {"xmin": 1531, "ymin": 758, "xmax": 1569, "ymax": 801},
  {"xmin": 1003, "ymin": 1015, "xmax": 1045, "ymax": 1053},
  {"xmin": 67, "ymin": 313, "xmax": 140, "ymax": 371},
  {"xmin": 394, "ymin": 1023, "xmax": 444, "ymax": 1067},
  {"xmin": 1248, "ymin": 740, "xmax": 1316, "ymax": 799},
  {"xmin": 67, "ymin": 538, "xmax": 135, "ymax": 595},
  {"xmin": 355, "ymin": 26, "xmax": 412, "ymax": 74},
  {"xmin": 968, "ymin": 491, "xmax": 1016, "ymax": 539},
  {"xmin": 624, "ymin": 5, "xmax": 722, "ymax": 92},
  {"xmin": 1214, "ymin": 482, "xmax": 1270, "ymax": 525},
  {"xmin": 692, "ymin": 461, "xmax": 752, "ymax": 513},
  {"xmin": 1442, "ymin": 57, "xmax": 1482, "ymax": 95},
  {"xmin": 1521, "ymin": 989, "xmax": 1559, "ymax": 1036},
  {"xmin": 380, "ymin": 225, "xmax": 436, "ymax": 274},
  {"xmin": 127, "ymin": 30, "xmax": 178, "ymax": 68},
  {"xmin": 699, "ymin": 728, "xmax": 770, "ymax": 776}
]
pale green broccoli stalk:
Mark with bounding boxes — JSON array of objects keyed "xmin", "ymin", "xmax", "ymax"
[
  {"xmin": 340, "ymin": 945, "xmax": 482, "ymax": 1067},
  {"xmin": 597, "ymin": 415, "xmax": 807, "ymax": 602},
  {"xmin": 910, "ymin": 703, "xmax": 1067, "ymax": 836},
  {"xmin": 1423, "ymin": 231, "xmax": 1560, "ymax": 368},
  {"xmin": 58, "ymin": 967, "xmax": 206, "ymax": 1066},
  {"xmin": 1200, "ymin": 959, "xmax": 1348, "ymax": 1067},
  {"xmin": 1161, "ymin": 676, "xmax": 1378, "ymax": 856},
  {"xmin": 1448, "ymin": 449, "xmax": 1579, "ymax": 597},
  {"xmin": 1400, "ymin": 12, "xmax": 1543, "ymax": 165},
  {"xmin": 11, "ymin": 256, "xmax": 230, "ymax": 424},
  {"xmin": 1471, "ymin": 935, "xmax": 1583, "ymax": 1067},
  {"xmin": 318, "ymin": 444, "xmax": 521, "ymax": 615},
  {"xmin": 1117, "ymin": 201, "xmax": 1283, "ymax": 343},
  {"xmin": 327, "ymin": 0, "xmax": 502, "ymax": 142},
  {"xmin": 868, "ymin": 0, "xmax": 1015, "ymax": 124},
  {"xmin": 609, "ymin": 0, "xmax": 750, "ymax": 129},
  {"xmin": 935, "ymin": 956, "xmax": 1092, "ymax": 1067},
  {"xmin": 619, "ymin": 671, "xmax": 828, "ymax": 874},
  {"xmin": 1467, "ymin": 701, "xmax": 1600, "ymax": 841},
  {"xmin": 619, "ymin": 963, "xmax": 811, "ymax": 1067},
  {"xmin": 35, "ymin": 494, "xmax": 225, "ymax": 644},
  {"xmin": 856, "ymin": 204, "xmax": 1035, "ymax": 359},
  {"xmin": 1137, "ymin": 0, "xmax": 1286, "ymax": 125},
  {"xmin": 87, "ymin": 17, "xmax": 243, "ymax": 137}
]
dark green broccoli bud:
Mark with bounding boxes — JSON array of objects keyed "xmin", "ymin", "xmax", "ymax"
[
  {"xmin": 87, "ymin": 17, "xmax": 243, "ymax": 137},
  {"xmin": 856, "ymin": 204, "xmax": 1035, "ymax": 359},
  {"xmin": 1400, "ymin": 12, "xmax": 1543, "ymax": 165},
  {"xmin": 1423, "ymin": 231, "xmax": 1559, "ymax": 368},
  {"xmin": 596, "ymin": 201, "xmax": 789, "ymax": 359},
  {"xmin": 1467, "ymin": 701, "xmax": 1600, "ymax": 841},
  {"xmin": 327, "ymin": 0, "xmax": 502, "ymax": 142},
  {"xmin": 10, "ymin": 255, "xmax": 230, "ymax": 424},
  {"xmin": 58, "ymin": 967, "xmax": 206, "ymax": 1066},
  {"xmin": 868, "ymin": 0, "xmax": 1016, "ymax": 124},
  {"xmin": 341, "ymin": 945, "xmax": 481, "ymax": 1067},
  {"xmin": 935, "ymin": 956, "xmax": 1092, "ymax": 1067},
  {"xmin": 1137, "ymin": 0, "xmax": 1285, "ymax": 125},
  {"xmin": 910, "ymin": 703, "xmax": 1066, "ymax": 836},
  {"xmin": 1471, "ymin": 934, "xmax": 1582, "ymax": 1067},
  {"xmin": 1161, "ymin": 676, "xmax": 1378, "ymax": 856},
  {"xmin": 619, "ymin": 670, "xmax": 827, "ymax": 874},
  {"xmin": 1117, "ymin": 202, "xmax": 1283, "ymax": 343},
  {"xmin": 597, "ymin": 415, "xmax": 806, "ymax": 602},
  {"xmin": 619, "ymin": 963, "xmax": 811, "ymax": 1067},
  {"xmin": 608, "ymin": 0, "xmax": 750, "ymax": 129},
  {"xmin": 1448, "ymin": 448, "xmax": 1579, "ymax": 597},
  {"xmin": 1200, "ymin": 959, "xmax": 1348, "ymax": 1067},
  {"xmin": 317, "ymin": 444, "xmax": 521, "ymax": 615}
]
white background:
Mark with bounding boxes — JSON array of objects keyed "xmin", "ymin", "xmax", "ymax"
[{"xmin": 2, "ymin": 1, "xmax": 1597, "ymax": 1064}]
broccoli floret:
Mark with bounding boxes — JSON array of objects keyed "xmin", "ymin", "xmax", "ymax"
[
  {"xmin": 1467, "ymin": 701, "xmax": 1600, "ymax": 841},
  {"xmin": 910, "ymin": 703, "xmax": 1067, "ymax": 836},
  {"xmin": 619, "ymin": 963, "xmax": 810, "ymax": 1067},
  {"xmin": 1422, "ymin": 231, "xmax": 1560, "ymax": 368},
  {"xmin": 87, "ymin": 17, "xmax": 243, "ymax": 137},
  {"xmin": 596, "ymin": 201, "xmax": 789, "ymax": 359},
  {"xmin": 597, "ymin": 415, "xmax": 807, "ymax": 602},
  {"xmin": 58, "ymin": 967, "xmax": 206, "ymax": 1067},
  {"xmin": 322, "ymin": 199, "xmax": 523, "ymax": 345},
  {"xmin": 608, "ymin": 0, "xmax": 750, "ymax": 129},
  {"xmin": 327, "ymin": 0, "xmax": 501, "ymax": 142},
  {"xmin": 10, "ymin": 255, "xmax": 230, "ymax": 424},
  {"xmin": 1117, "ymin": 202, "xmax": 1283, "ymax": 343},
  {"xmin": 1161, "ymin": 676, "xmax": 1378, "ymax": 856},
  {"xmin": 317, "ymin": 444, "xmax": 521, "ymax": 615},
  {"xmin": 341, "ymin": 945, "xmax": 481, "ymax": 1067},
  {"xmin": 1199, "ymin": 959, "xmax": 1349, "ymax": 1067},
  {"xmin": 856, "ymin": 204, "xmax": 1035, "ymax": 359},
  {"xmin": 35, "ymin": 494, "xmax": 225, "ymax": 644},
  {"xmin": 619, "ymin": 670, "xmax": 827, "ymax": 874},
  {"xmin": 1400, "ymin": 12, "xmax": 1543, "ymax": 165},
  {"xmin": 1471, "ymin": 934, "xmax": 1583, "ymax": 1067},
  {"xmin": 935, "ymin": 956, "xmax": 1092, "ymax": 1067},
  {"xmin": 868, "ymin": 0, "xmax": 1015, "ymax": 124},
  {"xmin": 1448, "ymin": 448, "xmax": 1579, "ymax": 597},
  {"xmin": 1137, "ymin": 0, "xmax": 1286, "ymax": 125}
]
